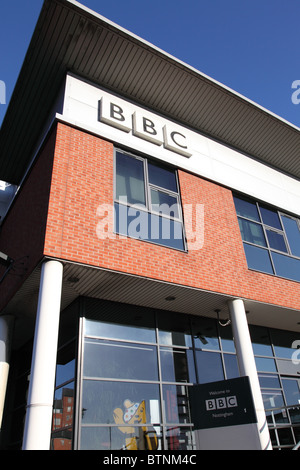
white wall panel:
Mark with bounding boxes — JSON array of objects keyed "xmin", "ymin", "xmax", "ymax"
[{"xmin": 60, "ymin": 74, "xmax": 300, "ymax": 216}]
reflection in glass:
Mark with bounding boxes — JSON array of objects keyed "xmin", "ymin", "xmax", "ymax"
[
  {"xmin": 113, "ymin": 399, "xmax": 160, "ymax": 451},
  {"xmin": 223, "ymin": 354, "xmax": 239, "ymax": 379},
  {"xmin": 266, "ymin": 409, "xmax": 289, "ymax": 425},
  {"xmin": 83, "ymin": 339, "xmax": 158, "ymax": 381},
  {"xmin": 281, "ymin": 379, "xmax": 300, "ymax": 407},
  {"xmin": 281, "ymin": 215, "xmax": 300, "ymax": 257},
  {"xmin": 163, "ymin": 385, "xmax": 191, "ymax": 424},
  {"xmin": 294, "ymin": 426, "xmax": 300, "ymax": 443},
  {"xmin": 249, "ymin": 325, "xmax": 273, "ymax": 357},
  {"xmin": 260, "ymin": 206, "xmax": 282, "ymax": 230},
  {"xmin": 192, "ymin": 317, "xmax": 220, "ymax": 351},
  {"xmin": 51, "ymin": 384, "xmax": 74, "ymax": 450},
  {"xmin": 219, "ymin": 325, "xmax": 235, "ymax": 353},
  {"xmin": 255, "ymin": 357, "xmax": 277, "ymax": 373},
  {"xmin": 85, "ymin": 314, "xmax": 156, "ymax": 343},
  {"xmin": 160, "ymin": 348, "xmax": 196, "ymax": 383},
  {"xmin": 196, "ymin": 351, "xmax": 224, "ymax": 384},
  {"xmin": 52, "ymin": 385, "xmax": 74, "ymax": 430},
  {"xmin": 80, "ymin": 425, "xmax": 162, "ymax": 450},
  {"xmin": 158, "ymin": 312, "xmax": 192, "ymax": 347},
  {"xmin": 55, "ymin": 341, "xmax": 76, "ymax": 388},
  {"xmin": 263, "ymin": 391, "xmax": 285, "ymax": 416},
  {"xmin": 55, "ymin": 360, "xmax": 75, "ymax": 389},
  {"xmin": 80, "ymin": 426, "xmax": 119, "ymax": 450},
  {"xmin": 258, "ymin": 374, "xmax": 281, "ymax": 389},
  {"xmin": 271, "ymin": 251, "xmax": 300, "ymax": 282},
  {"xmin": 165, "ymin": 426, "xmax": 196, "ymax": 450},
  {"xmin": 114, "ymin": 202, "xmax": 185, "ymax": 251},
  {"xmin": 81, "ymin": 380, "xmax": 160, "ymax": 425},
  {"xmin": 150, "ymin": 189, "xmax": 179, "ymax": 219},
  {"xmin": 148, "ymin": 162, "xmax": 177, "ymax": 192},
  {"xmin": 243, "ymin": 243, "xmax": 274, "ymax": 274},
  {"xmin": 277, "ymin": 428, "xmax": 295, "ymax": 446},
  {"xmin": 238, "ymin": 219, "xmax": 266, "ymax": 246},
  {"xmin": 289, "ymin": 407, "xmax": 300, "ymax": 425},
  {"xmin": 233, "ymin": 196, "xmax": 260, "ymax": 222},
  {"xmin": 271, "ymin": 329, "xmax": 300, "ymax": 359},
  {"xmin": 266, "ymin": 229, "xmax": 287, "ymax": 253},
  {"xmin": 116, "ymin": 152, "xmax": 146, "ymax": 206},
  {"xmin": 79, "ymin": 305, "xmax": 300, "ymax": 450},
  {"xmin": 269, "ymin": 429, "xmax": 277, "ymax": 448}
]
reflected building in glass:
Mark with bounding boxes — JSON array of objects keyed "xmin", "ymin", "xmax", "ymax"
[{"xmin": 0, "ymin": 0, "xmax": 300, "ymax": 451}]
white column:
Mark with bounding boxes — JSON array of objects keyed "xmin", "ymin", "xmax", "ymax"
[
  {"xmin": 22, "ymin": 260, "xmax": 63, "ymax": 450},
  {"xmin": 228, "ymin": 298, "xmax": 272, "ymax": 450},
  {"xmin": 0, "ymin": 316, "xmax": 14, "ymax": 430}
]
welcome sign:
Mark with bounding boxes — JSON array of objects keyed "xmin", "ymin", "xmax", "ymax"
[
  {"xmin": 189, "ymin": 377, "xmax": 262, "ymax": 450},
  {"xmin": 189, "ymin": 376, "xmax": 257, "ymax": 430}
]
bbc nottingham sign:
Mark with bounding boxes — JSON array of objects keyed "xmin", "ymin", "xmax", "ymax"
[
  {"xmin": 189, "ymin": 376, "xmax": 257, "ymax": 430},
  {"xmin": 98, "ymin": 96, "xmax": 192, "ymax": 158},
  {"xmin": 189, "ymin": 377, "xmax": 262, "ymax": 450}
]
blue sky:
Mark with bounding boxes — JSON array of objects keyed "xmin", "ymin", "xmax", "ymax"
[{"xmin": 1, "ymin": 0, "xmax": 300, "ymax": 128}]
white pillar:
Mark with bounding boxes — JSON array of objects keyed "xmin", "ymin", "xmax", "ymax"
[
  {"xmin": 228, "ymin": 299, "xmax": 272, "ymax": 450},
  {"xmin": 0, "ymin": 316, "xmax": 14, "ymax": 430},
  {"xmin": 22, "ymin": 260, "xmax": 63, "ymax": 450}
]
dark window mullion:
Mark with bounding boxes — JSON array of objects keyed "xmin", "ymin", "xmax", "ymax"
[
  {"xmin": 144, "ymin": 158, "xmax": 151, "ymax": 211},
  {"xmin": 148, "ymin": 182, "xmax": 179, "ymax": 197},
  {"xmin": 279, "ymin": 212, "xmax": 300, "ymax": 258},
  {"xmin": 146, "ymin": 161, "xmax": 182, "ymax": 222},
  {"xmin": 249, "ymin": 205, "xmax": 292, "ymax": 256},
  {"xmin": 256, "ymin": 202, "xmax": 263, "ymax": 224}
]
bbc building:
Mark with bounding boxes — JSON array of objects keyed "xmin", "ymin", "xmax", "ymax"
[{"xmin": 0, "ymin": 0, "xmax": 300, "ymax": 452}]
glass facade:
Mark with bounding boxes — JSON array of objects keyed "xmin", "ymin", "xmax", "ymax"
[
  {"xmin": 3, "ymin": 297, "xmax": 299, "ymax": 450},
  {"xmin": 234, "ymin": 194, "xmax": 300, "ymax": 282},
  {"xmin": 58, "ymin": 298, "xmax": 300, "ymax": 451}
]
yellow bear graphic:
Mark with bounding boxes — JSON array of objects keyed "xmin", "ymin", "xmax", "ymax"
[{"xmin": 113, "ymin": 399, "xmax": 158, "ymax": 450}]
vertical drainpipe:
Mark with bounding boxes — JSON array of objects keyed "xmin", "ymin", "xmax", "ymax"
[
  {"xmin": 22, "ymin": 260, "xmax": 63, "ymax": 450},
  {"xmin": 228, "ymin": 298, "xmax": 272, "ymax": 450},
  {"xmin": 0, "ymin": 315, "xmax": 14, "ymax": 431}
]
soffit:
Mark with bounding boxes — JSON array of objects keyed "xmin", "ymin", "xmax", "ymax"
[
  {"xmin": 2, "ymin": 261, "xmax": 300, "ymax": 350},
  {"xmin": 0, "ymin": 0, "xmax": 300, "ymax": 185}
]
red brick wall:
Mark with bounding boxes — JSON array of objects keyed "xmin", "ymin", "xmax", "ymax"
[
  {"xmin": 0, "ymin": 129, "xmax": 56, "ymax": 311},
  {"xmin": 43, "ymin": 123, "xmax": 300, "ymax": 310}
]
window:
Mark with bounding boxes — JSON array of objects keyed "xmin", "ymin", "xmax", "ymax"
[
  {"xmin": 234, "ymin": 195, "xmax": 300, "ymax": 283},
  {"xmin": 114, "ymin": 150, "xmax": 186, "ymax": 251},
  {"xmin": 78, "ymin": 302, "xmax": 236, "ymax": 450},
  {"xmin": 75, "ymin": 298, "xmax": 300, "ymax": 450}
]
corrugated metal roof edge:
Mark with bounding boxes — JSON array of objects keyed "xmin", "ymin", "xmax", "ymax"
[
  {"xmin": 66, "ymin": 0, "xmax": 300, "ymax": 133},
  {"xmin": 0, "ymin": 0, "xmax": 300, "ymax": 186}
]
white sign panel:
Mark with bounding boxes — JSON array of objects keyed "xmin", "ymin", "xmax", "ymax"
[
  {"xmin": 98, "ymin": 97, "xmax": 192, "ymax": 157},
  {"xmin": 59, "ymin": 73, "xmax": 300, "ymax": 217}
]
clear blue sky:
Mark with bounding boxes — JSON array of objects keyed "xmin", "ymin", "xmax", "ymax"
[{"xmin": 1, "ymin": 0, "xmax": 300, "ymax": 128}]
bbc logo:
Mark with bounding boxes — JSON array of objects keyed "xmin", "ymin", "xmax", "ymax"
[{"xmin": 205, "ymin": 395, "xmax": 238, "ymax": 411}]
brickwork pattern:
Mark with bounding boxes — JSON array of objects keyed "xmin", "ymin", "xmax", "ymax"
[
  {"xmin": 43, "ymin": 123, "xmax": 300, "ymax": 311},
  {"xmin": 0, "ymin": 131, "xmax": 56, "ymax": 310}
]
